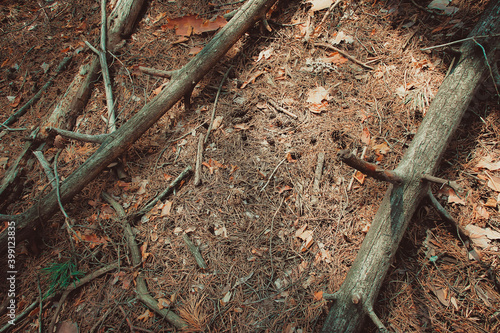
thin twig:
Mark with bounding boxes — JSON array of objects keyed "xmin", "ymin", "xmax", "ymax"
[
  {"xmin": 314, "ymin": 43, "xmax": 374, "ymax": 70},
  {"xmin": 33, "ymin": 151, "xmax": 56, "ymax": 188},
  {"xmin": 420, "ymin": 34, "xmax": 500, "ymax": 51},
  {"xmin": 427, "ymin": 189, "xmax": 470, "ymax": 246},
  {"xmin": 339, "ymin": 149, "xmax": 402, "ymax": 185},
  {"xmin": 313, "ymin": 152, "xmax": 325, "ymax": 193},
  {"xmin": 261, "ymin": 158, "xmax": 286, "ymax": 192},
  {"xmin": 182, "ymin": 233, "xmax": 208, "ymax": 269},
  {"xmin": 421, "ymin": 174, "xmax": 461, "ymax": 193},
  {"xmin": 265, "ymin": 97, "xmax": 298, "ymax": 119},
  {"xmin": 205, "ymin": 66, "xmax": 232, "ymax": 143},
  {"xmin": 138, "ymin": 66, "xmax": 177, "ymax": 79},
  {"xmin": 194, "ymin": 134, "xmax": 204, "ymax": 186},
  {"xmin": 137, "ymin": 166, "xmax": 192, "ymax": 216}
]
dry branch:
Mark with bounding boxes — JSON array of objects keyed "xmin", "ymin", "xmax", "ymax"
[
  {"xmin": 322, "ymin": 2, "xmax": 500, "ymax": 331},
  {"xmin": 0, "ymin": 0, "xmax": 279, "ymax": 251}
]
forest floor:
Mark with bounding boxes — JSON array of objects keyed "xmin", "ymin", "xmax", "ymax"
[{"xmin": 1, "ymin": 0, "xmax": 499, "ymax": 332}]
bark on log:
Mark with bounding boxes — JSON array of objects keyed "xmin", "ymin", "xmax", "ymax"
[
  {"xmin": 0, "ymin": 0, "xmax": 278, "ymax": 252},
  {"xmin": 321, "ymin": 2, "xmax": 500, "ymax": 332}
]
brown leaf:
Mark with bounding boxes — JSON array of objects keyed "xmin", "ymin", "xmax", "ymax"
[
  {"xmin": 306, "ymin": 86, "xmax": 330, "ymax": 113},
  {"xmin": 240, "ymin": 70, "xmax": 265, "ymax": 89},
  {"xmin": 137, "ymin": 309, "xmax": 153, "ymax": 322},
  {"xmin": 286, "ymin": 152, "xmax": 297, "ymax": 163},
  {"xmin": 163, "ymin": 15, "xmax": 227, "ymax": 36},
  {"xmin": 475, "ymin": 155, "xmax": 500, "ymax": 171},
  {"xmin": 475, "ymin": 204, "xmax": 490, "ymax": 220},
  {"xmin": 157, "ymin": 298, "xmax": 171, "ymax": 309},
  {"xmin": 160, "ymin": 201, "xmax": 173, "ymax": 216},
  {"xmin": 360, "ymin": 127, "xmax": 370, "ymax": 145},
  {"xmin": 9, "ymin": 94, "xmax": 21, "ymax": 108},
  {"xmin": 313, "ymin": 290, "xmax": 323, "ymax": 301},
  {"xmin": 485, "ymin": 171, "xmax": 500, "ymax": 192},
  {"xmin": 278, "ymin": 185, "xmax": 293, "ymax": 194},
  {"xmin": 354, "ymin": 170, "xmax": 366, "ymax": 184},
  {"xmin": 55, "ymin": 321, "xmax": 79, "ymax": 333},
  {"xmin": 141, "ymin": 242, "xmax": 150, "ymax": 261}
]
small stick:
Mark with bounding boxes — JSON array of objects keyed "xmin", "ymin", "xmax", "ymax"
[
  {"xmin": 137, "ymin": 166, "xmax": 192, "ymax": 216},
  {"xmin": 138, "ymin": 66, "xmax": 177, "ymax": 79},
  {"xmin": 314, "ymin": 43, "xmax": 374, "ymax": 70},
  {"xmin": 266, "ymin": 98, "xmax": 298, "ymax": 119},
  {"xmin": 33, "ymin": 151, "xmax": 56, "ymax": 188},
  {"xmin": 313, "ymin": 152, "xmax": 325, "ymax": 193},
  {"xmin": 421, "ymin": 174, "xmax": 461, "ymax": 193},
  {"xmin": 194, "ymin": 134, "xmax": 204, "ymax": 186},
  {"xmin": 339, "ymin": 149, "xmax": 402, "ymax": 185},
  {"xmin": 427, "ymin": 189, "xmax": 470, "ymax": 245},
  {"xmin": 46, "ymin": 127, "xmax": 108, "ymax": 144},
  {"xmin": 205, "ymin": 66, "xmax": 232, "ymax": 143},
  {"xmin": 261, "ymin": 158, "xmax": 286, "ymax": 192},
  {"xmin": 420, "ymin": 34, "xmax": 500, "ymax": 51},
  {"xmin": 182, "ymin": 233, "xmax": 208, "ymax": 270}
]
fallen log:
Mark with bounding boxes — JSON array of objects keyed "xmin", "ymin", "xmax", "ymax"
[
  {"xmin": 0, "ymin": 0, "xmax": 278, "ymax": 251},
  {"xmin": 321, "ymin": 1, "xmax": 500, "ymax": 332}
]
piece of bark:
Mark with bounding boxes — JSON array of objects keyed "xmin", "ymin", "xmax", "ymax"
[{"xmin": 321, "ymin": 2, "xmax": 500, "ymax": 332}]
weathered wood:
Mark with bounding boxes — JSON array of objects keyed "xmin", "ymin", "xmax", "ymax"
[
  {"xmin": 321, "ymin": 1, "xmax": 500, "ymax": 332},
  {"xmin": 0, "ymin": 0, "xmax": 278, "ymax": 251}
]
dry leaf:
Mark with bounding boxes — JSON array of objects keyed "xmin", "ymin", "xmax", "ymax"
[
  {"xmin": 330, "ymin": 31, "xmax": 354, "ymax": 45},
  {"xmin": 137, "ymin": 309, "xmax": 152, "ymax": 322},
  {"xmin": 354, "ymin": 170, "xmax": 366, "ymax": 184},
  {"xmin": 313, "ymin": 290, "xmax": 323, "ymax": 301},
  {"xmin": 484, "ymin": 197, "xmax": 497, "ymax": 207},
  {"xmin": 212, "ymin": 115, "xmax": 224, "ymax": 130},
  {"xmin": 55, "ymin": 321, "xmax": 79, "ymax": 333},
  {"xmin": 256, "ymin": 47, "xmax": 274, "ymax": 62},
  {"xmin": 297, "ymin": 230, "xmax": 313, "ymax": 241},
  {"xmin": 286, "ymin": 152, "xmax": 297, "ymax": 163},
  {"xmin": 485, "ymin": 171, "xmax": 500, "ymax": 192},
  {"xmin": 295, "ymin": 225, "xmax": 308, "ymax": 238},
  {"xmin": 322, "ymin": 52, "xmax": 348, "ymax": 65},
  {"xmin": 160, "ymin": 201, "xmax": 173, "ymax": 216},
  {"xmin": 234, "ymin": 123, "xmax": 250, "ymax": 131},
  {"xmin": 373, "ymin": 142, "xmax": 390, "ymax": 155},
  {"xmin": 475, "ymin": 155, "xmax": 500, "ymax": 171},
  {"xmin": 202, "ymin": 158, "xmax": 225, "ymax": 174},
  {"xmin": 300, "ymin": 234, "xmax": 314, "ymax": 252},
  {"xmin": 475, "ymin": 204, "xmax": 490, "ymax": 220},
  {"xmin": 214, "ymin": 225, "xmax": 228, "ymax": 238},
  {"xmin": 434, "ymin": 288, "xmax": 450, "ymax": 307},
  {"xmin": 309, "ymin": 0, "xmax": 333, "ymax": 12},
  {"xmin": 221, "ymin": 291, "xmax": 232, "ymax": 305},
  {"xmin": 465, "ymin": 224, "xmax": 500, "ymax": 248},
  {"xmin": 240, "ymin": 70, "xmax": 265, "ymax": 89},
  {"xmin": 278, "ymin": 185, "xmax": 293, "ymax": 194},
  {"xmin": 173, "ymin": 227, "xmax": 183, "ymax": 235},
  {"xmin": 188, "ymin": 46, "xmax": 203, "ymax": 55},
  {"xmin": 163, "ymin": 15, "xmax": 227, "ymax": 36},
  {"xmin": 141, "ymin": 242, "xmax": 150, "ymax": 261},
  {"xmin": 306, "ymin": 86, "xmax": 330, "ymax": 113},
  {"xmin": 360, "ymin": 127, "xmax": 370, "ymax": 145},
  {"xmin": 157, "ymin": 298, "xmax": 171, "ymax": 309}
]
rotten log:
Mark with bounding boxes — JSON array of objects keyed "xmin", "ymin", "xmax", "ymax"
[
  {"xmin": 321, "ymin": 2, "xmax": 500, "ymax": 332},
  {"xmin": 0, "ymin": 0, "xmax": 278, "ymax": 252}
]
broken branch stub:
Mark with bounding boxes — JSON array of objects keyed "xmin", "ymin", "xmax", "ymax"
[
  {"xmin": 322, "ymin": 1, "xmax": 500, "ymax": 332},
  {"xmin": 0, "ymin": 0, "xmax": 278, "ymax": 252}
]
